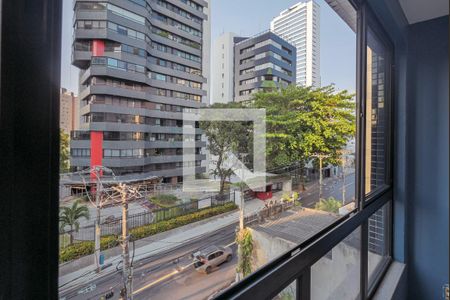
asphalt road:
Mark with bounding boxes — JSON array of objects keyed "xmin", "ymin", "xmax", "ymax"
[
  {"xmin": 300, "ymin": 173, "xmax": 356, "ymax": 208},
  {"xmin": 60, "ymin": 224, "xmax": 237, "ymax": 300},
  {"xmin": 60, "ymin": 175, "xmax": 356, "ymax": 300}
]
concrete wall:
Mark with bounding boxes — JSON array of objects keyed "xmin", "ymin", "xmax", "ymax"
[
  {"xmin": 251, "ymin": 227, "xmax": 373, "ymax": 299},
  {"xmin": 405, "ymin": 16, "xmax": 449, "ymax": 299},
  {"xmin": 369, "ymin": 0, "xmax": 448, "ymax": 298},
  {"xmin": 211, "ymin": 32, "xmax": 236, "ymax": 103}
]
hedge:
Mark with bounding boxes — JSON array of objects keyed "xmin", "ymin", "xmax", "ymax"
[
  {"xmin": 149, "ymin": 194, "xmax": 180, "ymax": 208},
  {"xmin": 59, "ymin": 202, "xmax": 237, "ymax": 263}
]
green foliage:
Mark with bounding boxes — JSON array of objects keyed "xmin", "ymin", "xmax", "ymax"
[
  {"xmin": 251, "ymin": 85, "xmax": 356, "ymax": 170},
  {"xmin": 158, "ymin": 30, "xmax": 169, "ymax": 38},
  {"xmin": 279, "ymin": 291, "xmax": 295, "ymax": 300},
  {"xmin": 149, "ymin": 194, "xmax": 180, "ymax": 208},
  {"xmin": 59, "ymin": 202, "xmax": 238, "ymax": 263},
  {"xmin": 236, "ymin": 228, "xmax": 253, "ymax": 277},
  {"xmin": 314, "ymin": 197, "xmax": 342, "ymax": 213},
  {"xmin": 200, "ymin": 102, "xmax": 253, "ymax": 195},
  {"xmin": 281, "ymin": 191, "xmax": 300, "ymax": 203},
  {"xmin": 130, "ymin": 202, "xmax": 237, "ymax": 240},
  {"xmin": 59, "ymin": 200, "xmax": 90, "ymax": 245},
  {"xmin": 60, "ymin": 129, "xmax": 70, "ymax": 173},
  {"xmin": 59, "ymin": 235, "xmax": 120, "ymax": 263}
]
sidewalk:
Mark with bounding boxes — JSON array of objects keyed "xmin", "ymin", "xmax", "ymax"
[{"xmin": 58, "ymin": 198, "xmax": 265, "ymax": 294}]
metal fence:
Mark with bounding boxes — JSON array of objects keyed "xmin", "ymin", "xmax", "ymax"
[
  {"xmin": 64, "ymin": 192, "xmax": 235, "ymax": 241},
  {"xmin": 244, "ymin": 201, "xmax": 294, "ymax": 226}
]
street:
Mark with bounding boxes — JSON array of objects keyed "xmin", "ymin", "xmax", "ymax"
[
  {"xmin": 60, "ymin": 173, "xmax": 356, "ymax": 300},
  {"xmin": 300, "ymin": 172, "xmax": 356, "ymax": 208},
  {"xmin": 60, "ymin": 224, "xmax": 237, "ymax": 300}
]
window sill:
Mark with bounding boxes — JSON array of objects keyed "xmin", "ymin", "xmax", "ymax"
[{"xmin": 372, "ymin": 261, "xmax": 406, "ymax": 300}]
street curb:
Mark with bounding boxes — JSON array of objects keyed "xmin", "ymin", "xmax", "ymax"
[
  {"xmin": 58, "ymin": 210, "xmax": 237, "ymax": 268},
  {"xmin": 58, "ymin": 210, "xmax": 240, "ymax": 295}
]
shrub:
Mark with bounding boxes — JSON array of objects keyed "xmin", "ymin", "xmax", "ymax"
[
  {"xmin": 130, "ymin": 202, "xmax": 237, "ymax": 241},
  {"xmin": 59, "ymin": 202, "xmax": 237, "ymax": 263},
  {"xmin": 60, "ymin": 241, "xmax": 93, "ymax": 263},
  {"xmin": 314, "ymin": 197, "xmax": 342, "ymax": 213},
  {"xmin": 149, "ymin": 194, "xmax": 180, "ymax": 208}
]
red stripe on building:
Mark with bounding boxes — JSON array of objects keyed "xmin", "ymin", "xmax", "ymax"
[
  {"xmin": 90, "ymin": 131, "xmax": 103, "ymax": 179},
  {"xmin": 92, "ymin": 40, "xmax": 104, "ymax": 56}
]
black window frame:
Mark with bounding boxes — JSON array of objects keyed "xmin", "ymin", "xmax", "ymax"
[
  {"xmin": 0, "ymin": 0, "xmax": 395, "ymax": 298},
  {"xmin": 215, "ymin": 1, "xmax": 395, "ymax": 299}
]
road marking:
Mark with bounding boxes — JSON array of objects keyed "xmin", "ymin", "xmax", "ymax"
[
  {"xmin": 224, "ymin": 241, "xmax": 236, "ymax": 248},
  {"xmin": 133, "ymin": 262, "xmax": 194, "ymax": 295}
]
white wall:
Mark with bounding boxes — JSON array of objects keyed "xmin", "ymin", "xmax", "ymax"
[
  {"xmin": 211, "ymin": 32, "xmax": 236, "ymax": 104},
  {"xmin": 202, "ymin": 0, "xmax": 211, "ymax": 105},
  {"xmin": 252, "ymin": 226, "xmax": 368, "ymax": 300}
]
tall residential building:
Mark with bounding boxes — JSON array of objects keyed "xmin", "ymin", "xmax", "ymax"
[
  {"xmin": 60, "ymin": 88, "xmax": 80, "ymax": 135},
  {"xmin": 70, "ymin": 0, "xmax": 209, "ymax": 183},
  {"xmin": 270, "ymin": 0, "xmax": 320, "ymax": 87},
  {"xmin": 234, "ymin": 31, "xmax": 296, "ymax": 102},
  {"xmin": 212, "ymin": 32, "xmax": 237, "ymax": 103},
  {"xmin": 212, "ymin": 31, "xmax": 296, "ymax": 103}
]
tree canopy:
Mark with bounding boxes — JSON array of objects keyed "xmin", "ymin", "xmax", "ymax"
[
  {"xmin": 60, "ymin": 129, "xmax": 70, "ymax": 173},
  {"xmin": 251, "ymin": 85, "xmax": 356, "ymax": 170},
  {"xmin": 199, "ymin": 102, "xmax": 253, "ymax": 195},
  {"xmin": 201, "ymin": 85, "xmax": 355, "ymax": 193},
  {"xmin": 59, "ymin": 200, "xmax": 90, "ymax": 244}
]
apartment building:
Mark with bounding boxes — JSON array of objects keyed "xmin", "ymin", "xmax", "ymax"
[
  {"xmin": 234, "ymin": 30, "xmax": 296, "ymax": 102},
  {"xmin": 271, "ymin": 0, "xmax": 320, "ymax": 87},
  {"xmin": 60, "ymin": 88, "xmax": 80, "ymax": 134},
  {"xmin": 211, "ymin": 32, "xmax": 238, "ymax": 103},
  {"xmin": 70, "ymin": 0, "xmax": 210, "ymax": 183},
  {"xmin": 212, "ymin": 31, "xmax": 296, "ymax": 103}
]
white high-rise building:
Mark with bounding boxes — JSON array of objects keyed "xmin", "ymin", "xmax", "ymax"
[
  {"xmin": 271, "ymin": 0, "xmax": 320, "ymax": 87},
  {"xmin": 211, "ymin": 32, "xmax": 237, "ymax": 104}
]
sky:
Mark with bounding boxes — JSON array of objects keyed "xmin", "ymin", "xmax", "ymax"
[{"xmin": 60, "ymin": 0, "xmax": 356, "ymax": 94}]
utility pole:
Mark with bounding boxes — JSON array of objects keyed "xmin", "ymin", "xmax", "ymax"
[
  {"xmin": 112, "ymin": 183, "xmax": 141, "ymax": 300},
  {"xmin": 236, "ymin": 155, "xmax": 247, "ymax": 283},
  {"xmin": 77, "ymin": 165, "xmax": 115, "ymax": 274},
  {"xmin": 312, "ymin": 154, "xmax": 330, "ymax": 201},
  {"xmin": 342, "ymin": 156, "xmax": 346, "ymax": 205},
  {"xmin": 338, "ymin": 150, "xmax": 352, "ymax": 205},
  {"xmin": 119, "ymin": 184, "xmax": 133, "ymax": 300},
  {"xmin": 94, "ymin": 177, "xmax": 101, "ymax": 273}
]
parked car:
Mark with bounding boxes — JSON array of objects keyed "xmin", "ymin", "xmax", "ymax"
[{"xmin": 192, "ymin": 245, "xmax": 233, "ymax": 274}]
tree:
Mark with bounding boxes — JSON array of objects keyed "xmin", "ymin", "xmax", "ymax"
[
  {"xmin": 251, "ymin": 85, "xmax": 356, "ymax": 189},
  {"xmin": 60, "ymin": 129, "xmax": 70, "ymax": 173},
  {"xmin": 200, "ymin": 102, "xmax": 253, "ymax": 195},
  {"xmin": 59, "ymin": 200, "xmax": 90, "ymax": 245},
  {"xmin": 236, "ymin": 228, "xmax": 253, "ymax": 277},
  {"xmin": 314, "ymin": 197, "xmax": 342, "ymax": 213}
]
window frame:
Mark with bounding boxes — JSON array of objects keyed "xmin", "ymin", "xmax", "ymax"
[{"xmin": 215, "ymin": 1, "xmax": 395, "ymax": 299}]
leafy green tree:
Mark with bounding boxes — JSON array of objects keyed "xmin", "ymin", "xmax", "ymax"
[
  {"xmin": 59, "ymin": 200, "xmax": 90, "ymax": 245},
  {"xmin": 314, "ymin": 197, "xmax": 342, "ymax": 213},
  {"xmin": 200, "ymin": 102, "xmax": 253, "ymax": 195},
  {"xmin": 60, "ymin": 129, "xmax": 70, "ymax": 173},
  {"xmin": 251, "ymin": 85, "xmax": 355, "ymax": 189}
]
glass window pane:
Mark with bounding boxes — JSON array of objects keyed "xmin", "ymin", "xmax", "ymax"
[
  {"xmin": 273, "ymin": 280, "xmax": 297, "ymax": 300},
  {"xmin": 365, "ymin": 28, "xmax": 389, "ymax": 195},
  {"xmin": 311, "ymin": 227, "xmax": 361, "ymax": 300},
  {"xmin": 368, "ymin": 202, "xmax": 390, "ymax": 288}
]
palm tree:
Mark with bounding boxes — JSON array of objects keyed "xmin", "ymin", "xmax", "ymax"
[
  {"xmin": 59, "ymin": 200, "xmax": 90, "ymax": 245},
  {"xmin": 314, "ymin": 197, "xmax": 342, "ymax": 213}
]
